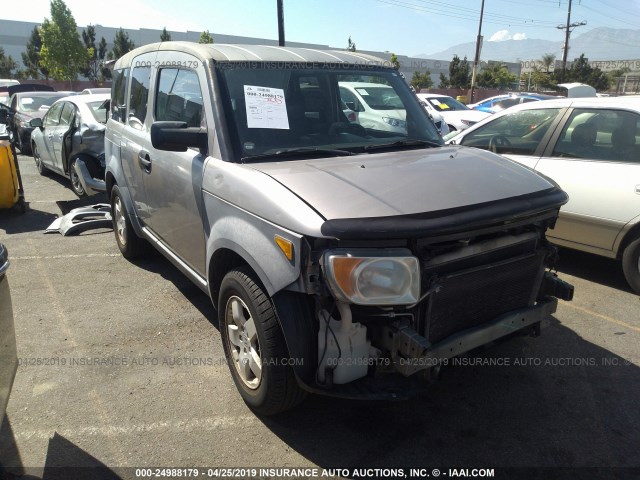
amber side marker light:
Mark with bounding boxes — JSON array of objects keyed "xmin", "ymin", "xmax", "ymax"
[{"xmin": 275, "ymin": 235, "xmax": 294, "ymax": 261}]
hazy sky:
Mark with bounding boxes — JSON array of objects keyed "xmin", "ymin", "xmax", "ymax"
[{"xmin": 5, "ymin": 0, "xmax": 640, "ymax": 56}]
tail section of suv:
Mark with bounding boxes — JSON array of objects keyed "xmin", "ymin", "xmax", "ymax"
[{"xmin": 106, "ymin": 42, "xmax": 573, "ymax": 415}]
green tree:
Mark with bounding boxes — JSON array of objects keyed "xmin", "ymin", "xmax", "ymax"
[
  {"xmin": 410, "ymin": 70, "xmax": 433, "ymax": 90},
  {"xmin": 560, "ymin": 54, "xmax": 609, "ymax": 91},
  {"xmin": 448, "ymin": 55, "xmax": 470, "ymax": 88},
  {"xmin": 21, "ymin": 26, "xmax": 47, "ymax": 79},
  {"xmin": 82, "ymin": 25, "xmax": 100, "ymax": 81},
  {"xmin": 525, "ymin": 66, "xmax": 557, "ymax": 91},
  {"xmin": 390, "ymin": 53, "xmax": 400, "ymax": 70},
  {"xmin": 39, "ymin": 0, "xmax": 88, "ymax": 81},
  {"xmin": 347, "ymin": 36, "xmax": 356, "ymax": 52},
  {"xmin": 438, "ymin": 72, "xmax": 449, "ymax": 88},
  {"xmin": 477, "ymin": 62, "xmax": 517, "ymax": 89},
  {"xmin": 161, "ymin": 27, "xmax": 172, "ymax": 42},
  {"xmin": 0, "ymin": 47, "xmax": 18, "ymax": 77},
  {"xmin": 98, "ymin": 37, "xmax": 111, "ymax": 80},
  {"xmin": 607, "ymin": 66, "xmax": 631, "ymax": 89},
  {"xmin": 108, "ymin": 28, "xmax": 135, "ymax": 61},
  {"xmin": 199, "ymin": 30, "xmax": 214, "ymax": 44}
]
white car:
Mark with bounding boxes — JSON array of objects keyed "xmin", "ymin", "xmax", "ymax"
[
  {"xmin": 338, "ymin": 82, "xmax": 408, "ymax": 134},
  {"xmin": 446, "ymin": 96, "xmax": 640, "ymax": 293},
  {"xmin": 417, "ymin": 93, "xmax": 489, "ymax": 133}
]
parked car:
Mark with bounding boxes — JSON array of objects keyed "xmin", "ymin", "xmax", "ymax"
[
  {"xmin": 0, "ymin": 79, "xmax": 20, "ymax": 88},
  {"xmin": 446, "ymin": 96, "xmax": 640, "ymax": 293},
  {"xmin": 106, "ymin": 42, "xmax": 572, "ymax": 415},
  {"xmin": 469, "ymin": 93, "xmax": 558, "ymax": 114},
  {"xmin": 7, "ymin": 90, "xmax": 68, "ymax": 154},
  {"xmin": 0, "ymin": 243, "xmax": 17, "ymax": 420},
  {"xmin": 417, "ymin": 93, "xmax": 490, "ymax": 132},
  {"xmin": 30, "ymin": 93, "xmax": 109, "ymax": 196},
  {"xmin": 81, "ymin": 87, "xmax": 111, "ymax": 95},
  {"xmin": 416, "ymin": 99, "xmax": 449, "ymax": 136},
  {"xmin": 338, "ymin": 81, "xmax": 411, "ymax": 134}
]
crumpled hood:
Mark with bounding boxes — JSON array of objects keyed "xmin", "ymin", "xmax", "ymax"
[{"xmin": 249, "ymin": 145, "xmax": 558, "ymax": 221}]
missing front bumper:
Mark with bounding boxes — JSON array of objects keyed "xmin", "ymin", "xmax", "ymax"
[{"xmin": 388, "ymin": 298, "xmax": 558, "ymax": 377}]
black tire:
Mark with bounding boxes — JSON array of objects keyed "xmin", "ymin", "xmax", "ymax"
[
  {"xmin": 219, "ymin": 267, "xmax": 306, "ymax": 415},
  {"xmin": 68, "ymin": 158, "xmax": 87, "ymax": 197},
  {"xmin": 110, "ymin": 184, "xmax": 148, "ymax": 259},
  {"xmin": 622, "ymin": 236, "xmax": 640, "ymax": 294},
  {"xmin": 32, "ymin": 143, "xmax": 48, "ymax": 176}
]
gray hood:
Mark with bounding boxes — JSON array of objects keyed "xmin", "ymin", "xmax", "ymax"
[{"xmin": 249, "ymin": 146, "xmax": 557, "ymax": 221}]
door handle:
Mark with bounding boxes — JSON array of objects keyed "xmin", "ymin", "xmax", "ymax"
[
  {"xmin": 47, "ymin": 134, "xmax": 53, "ymax": 140},
  {"xmin": 138, "ymin": 150, "xmax": 152, "ymax": 173},
  {"xmin": 635, "ymin": 184, "xmax": 640, "ymax": 195}
]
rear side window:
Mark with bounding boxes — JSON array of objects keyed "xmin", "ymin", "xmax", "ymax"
[
  {"xmin": 111, "ymin": 68, "xmax": 129, "ymax": 123},
  {"xmin": 129, "ymin": 66, "xmax": 151, "ymax": 129},
  {"xmin": 155, "ymin": 68, "xmax": 204, "ymax": 128}
]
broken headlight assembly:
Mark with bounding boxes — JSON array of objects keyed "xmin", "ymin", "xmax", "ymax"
[{"xmin": 321, "ymin": 249, "xmax": 420, "ymax": 305}]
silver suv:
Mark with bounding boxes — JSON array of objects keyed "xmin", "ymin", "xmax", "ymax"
[{"xmin": 106, "ymin": 42, "xmax": 573, "ymax": 415}]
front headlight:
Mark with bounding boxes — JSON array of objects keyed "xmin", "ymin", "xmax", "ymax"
[
  {"xmin": 382, "ymin": 117, "xmax": 407, "ymax": 129},
  {"xmin": 322, "ymin": 249, "xmax": 420, "ymax": 305}
]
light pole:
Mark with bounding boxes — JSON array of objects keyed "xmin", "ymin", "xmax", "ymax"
[
  {"xmin": 277, "ymin": 0, "xmax": 285, "ymax": 47},
  {"xmin": 469, "ymin": 0, "xmax": 485, "ymax": 103}
]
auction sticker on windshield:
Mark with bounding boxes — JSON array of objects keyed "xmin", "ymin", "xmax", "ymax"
[{"xmin": 244, "ymin": 85, "xmax": 289, "ymax": 129}]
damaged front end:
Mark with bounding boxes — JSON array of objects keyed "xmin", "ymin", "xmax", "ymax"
[{"xmin": 301, "ymin": 193, "xmax": 574, "ymax": 398}]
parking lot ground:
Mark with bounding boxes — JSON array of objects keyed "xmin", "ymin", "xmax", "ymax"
[{"xmin": 1, "ymin": 153, "xmax": 639, "ymax": 479}]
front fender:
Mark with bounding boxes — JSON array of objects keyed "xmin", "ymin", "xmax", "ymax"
[{"xmin": 204, "ymin": 191, "xmax": 302, "ymax": 298}]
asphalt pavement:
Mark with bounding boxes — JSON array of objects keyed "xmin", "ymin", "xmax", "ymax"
[{"xmin": 0, "ymin": 153, "xmax": 638, "ymax": 480}]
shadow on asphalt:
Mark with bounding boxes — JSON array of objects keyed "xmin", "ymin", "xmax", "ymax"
[
  {"xmin": 129, "ymin": 253, "xmax": 217, "ymax": 326},
  {"xmin": 0, "ymin": 208, "xmax": 57, "ymax": 235},
  {"xmin": 257, "ymin": 316, "xmax": 639, "ymax": 477},
  {"xmin": 0, "ymin": 417, "xmax": 120, "ymax": 479},
  {"xmin": 555, "ymin": 247, "xmax": 631, "ymax": 293}
]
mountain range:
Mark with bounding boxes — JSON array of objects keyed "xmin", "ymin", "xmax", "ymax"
[{"xmin": 416, "ymin": 27, "xmax": 640, "ymax": 62}]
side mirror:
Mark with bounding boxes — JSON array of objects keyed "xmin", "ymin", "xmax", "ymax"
[
  {"xmin": 151, "ymin": 121, "xmax": 207, "ymax": 154},
  {"xmin": 29, "ymin": 118, "xmax": 43, "ymax": 128},
  {"xmin": 0, "ymin": 109, "xmax": 7, "ymax": 123}
]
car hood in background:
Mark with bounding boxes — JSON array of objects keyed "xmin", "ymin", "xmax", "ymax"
[{"xmin": 250, "ymin": 146, "xmax": 562, "ymax": 221}]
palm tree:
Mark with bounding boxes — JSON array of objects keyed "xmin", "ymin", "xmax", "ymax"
[{"xmin": 542, "ymin": 54, "xmax": 556, "ymax": 74}]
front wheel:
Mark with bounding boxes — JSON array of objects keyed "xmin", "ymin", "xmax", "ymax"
[
  {"xmin": 69, "ymin": 158, "xmax": 87, "ymax": 197},
  {"xmin": 219, "ymin": 267, "xmax": 305, "ymax": 415},
  {"xmin": 622, "ymin": 236, "xmax": 640, "ymax": 294},
  {"xmin": 32, "ymin": 143, "xmax": 48, "ymax": 176},
  {"xmin": 110, "ymin": 185, "xmax": 148, "ymax": 259}
]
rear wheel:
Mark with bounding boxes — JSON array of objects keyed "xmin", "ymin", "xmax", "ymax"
[
  {"xmin": 622, "ymin": 236, "xmax": 640, "ymax": 294},
  {"xmin": 110, "ymin": 185, "xmax": 148, "ymax": 259},
  {"xmin": 219, "ymin": 267, "xmax": 305, "ymax": 415}
]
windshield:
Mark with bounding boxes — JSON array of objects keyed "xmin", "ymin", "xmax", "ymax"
[
  {"xmin": 426, "ymin": 96, "xmax": 469, "ymax": 112},
  {"xmin": 216, "ymin": 64, "xmax": 442, "ymax": 160}
]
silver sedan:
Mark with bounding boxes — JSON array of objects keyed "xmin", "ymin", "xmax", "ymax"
[{"xmin": 30, "ymin": 93, "xmax": 109, "ymax": 197}]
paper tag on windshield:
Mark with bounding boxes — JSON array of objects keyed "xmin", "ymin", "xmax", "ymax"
[{"xmin": 244, "ymin": 85, "xmax": 289, "ymax": 129}]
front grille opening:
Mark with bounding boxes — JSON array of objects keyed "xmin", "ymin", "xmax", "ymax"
[{"xmin": 424, "ymin": 251, "xmax": 546, "ymax": 343}]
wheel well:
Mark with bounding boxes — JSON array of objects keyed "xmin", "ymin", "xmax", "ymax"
[
  {"xmin": 208, "ymin": 248, "xmax": 250, "ymax": 305},
  {"xmin": 105, "ymin": 172, "xmax": 116, "ymax": 198},
  {"xmin": 618, "ymin": 223, "xmax": 640, "ymax": 259}
]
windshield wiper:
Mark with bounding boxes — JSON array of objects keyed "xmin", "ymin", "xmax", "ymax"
[
  {"xmin": 242, "ymin": 147, "xmax": 354, "ymax": 162},
  {"xmin": 362, "ymin": 139, "xmax": 442, "ymax": 152}
]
